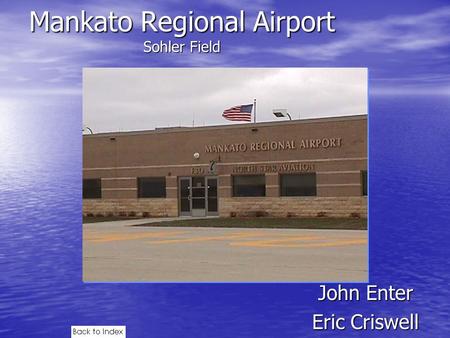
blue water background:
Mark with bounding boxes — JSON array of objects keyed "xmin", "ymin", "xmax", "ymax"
[{"xmin": 0, "ymin": 94, "xmax": 449, "ymax": 337}]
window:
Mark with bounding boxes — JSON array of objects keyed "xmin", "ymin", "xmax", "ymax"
[
  {"xmin": 138, "ymin": 177, "xmax": 166, "ymax": 198},
  {"xmin": 83, "ymin": 179, "xmax": 102, "ymax": 199},
  {"xmin": 280, "ymin": 173, "xmax": 316, "ymax": 196},
  {"xmin": 361, "ymin": 170, "xmax": 368, "ymax": 196},
  {"xmin": 233, "ymin": 175, "xmax": 265, "ymax": 197}
]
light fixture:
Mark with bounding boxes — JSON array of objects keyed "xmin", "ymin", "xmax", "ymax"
[
  {"xmin": 273, "ymin": 109, "xmax": 292, "ymax": 120},
  {"xmin": 83, "ymin": 126, "xmax": 93, "ymax": 134}
]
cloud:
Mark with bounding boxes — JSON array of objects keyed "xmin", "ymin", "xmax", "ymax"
[
  {"xmin": 264, "ymin": 6, "xmax": 450, "ymax": 60},
  {"xmin": 0, "ymin": 14, "xmax": 133, "ymax": 95},
  {"xmin": 0, "ymin": 0, "xmax": 176, "ymax": 95},
  {"xmin": 370, "ymin": 83, "xmax": 450, "ymax": 96},
  {"xmin": 1, "ymin": 2, "xmax": 448, "ymax": 99},
  {"xmin": 203, "ymin": 0, "xmax": 274, "ymax": 12}
]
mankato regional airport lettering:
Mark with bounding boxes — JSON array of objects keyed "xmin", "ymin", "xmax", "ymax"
[{"xmin": 205, "ymin": 138, "xmax": 342, "ymax": 153}]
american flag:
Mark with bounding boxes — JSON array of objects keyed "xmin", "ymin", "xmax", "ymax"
[{"xmin": 222, "ymin": 104, "xmax": 253, "ymax": 122}]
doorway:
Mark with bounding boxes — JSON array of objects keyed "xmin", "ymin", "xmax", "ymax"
[{"xmin": 179, "ymin": 176, "xmax": 218, "ymax": 216}]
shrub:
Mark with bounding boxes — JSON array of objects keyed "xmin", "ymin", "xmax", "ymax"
[
  {"xmin": 350, "ymin": 212, "xmax": 361, "ymax": 218},
  {"xmin": 255, "ymin": 211, "xmax": 268, "ymax": 217}
]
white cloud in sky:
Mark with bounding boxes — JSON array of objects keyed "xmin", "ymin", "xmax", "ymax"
[
  {"xmin": 0, "ymin": 3, "xmax": 448, "ymax": 99},
  {"xmin": 263, "ymin": 6, "xmax": 450, "ymax": 60},
  {"xmin": 203, "ymin": 0, "xmax": 274, "ymax": 11},
  {"xmin": 83, "ymin": 68, "xmax": 367, "ymax": 133}
]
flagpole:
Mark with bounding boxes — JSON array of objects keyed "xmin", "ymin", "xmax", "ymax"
[{"xmin": 253, "ymin": 98, "xmax": 257, "ymax": 123}]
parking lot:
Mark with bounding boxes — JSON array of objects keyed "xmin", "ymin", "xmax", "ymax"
[{"xmin": 83, "ymin": 220, "xmax": 367, "ymax": 282}]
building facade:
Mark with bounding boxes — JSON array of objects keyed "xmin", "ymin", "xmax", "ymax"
[{"xmin": 83, "ymin": 115, "xmax": 367, "ymax": 218}]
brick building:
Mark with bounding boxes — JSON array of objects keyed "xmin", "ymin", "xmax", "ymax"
[{"xmin": 83, "ymin": 115, "xmax": 367, "ymax": 218}]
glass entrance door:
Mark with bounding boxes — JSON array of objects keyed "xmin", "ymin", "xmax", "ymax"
[
  {"xmin": 191, "ymin": 177, "xmax": 206, "ymax": 217},
  {"xmin": 179, "ymin": 177, "xmax": 218, "ymax": 216},
  {"xmin": 179, "ymin": 177, "xmax": 191, "ymax": 216}
]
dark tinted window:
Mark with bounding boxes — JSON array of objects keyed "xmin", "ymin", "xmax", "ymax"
[
  {"xmin": 280, "ymin": 173, "xmax": 316, "ymax": 196},
  {"xmin": 361, "ymin": 170, "xmax": 368, "ymax": 196},
  {"xmin": 233, "ymin": 175, "xmax": 265, "ymax": 197},
  {"xmin": 83, "ymin": 179, "xmax": 102, "ymax": 199},
  {"xmin": 138, "ymin": 177, "xmax": 166, "ymax": 198}
]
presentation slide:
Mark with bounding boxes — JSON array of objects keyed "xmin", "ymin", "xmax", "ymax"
[{"xmin": 1, "ymin": 1, "xmax": 449, "ymax": 337}]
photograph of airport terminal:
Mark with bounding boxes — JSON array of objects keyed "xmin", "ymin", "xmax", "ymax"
[{"xmin": 83, "ymin": 68, "xmax": 368, "ymax": 282}]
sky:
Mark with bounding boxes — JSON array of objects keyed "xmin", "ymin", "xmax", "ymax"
[
  {"xmin": 0, "ymin": 0, "xmax": 448, "ymax": 122},
  {"xmin": 83, "ymin": 68, "xmax": 367, "ymax": 132}
]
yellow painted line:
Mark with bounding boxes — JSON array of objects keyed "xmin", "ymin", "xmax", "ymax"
[
  {"xmin": 229, "ymin": 236, "xmax": 320, "ymax": 247},
  {"xmin": 149, "ymin": 232, "xmax": 268, "ymax": 244},
  {"xmin": 87, "ymin": 231, "xmax": 187, "ymax": 243},
  {"xmin": 232, "ymin": 238, "xmax": 367, "ymax": 248},
  {"xmin": 297, "ymin": 239, "xmax": 367, "ymax": 248}
]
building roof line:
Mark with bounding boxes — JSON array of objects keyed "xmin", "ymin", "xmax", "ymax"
[{"xmin": 83, "ymin": 114, "xmax": 367, "ymax": 138}]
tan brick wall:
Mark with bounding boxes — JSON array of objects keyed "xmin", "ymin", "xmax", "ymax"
[
  {"xmin": 265, "ymin": 173, "xmax": 279, "ymax": 197},
  {"xmin": 83, "ymin": 116, "xmax": 367, "ymax": 218},
  {"xmin": 84, "ymin": 116, "xmax": 367, "ymax": 170},
  {"xmin": 83, "ymin": 198, "xmax": 178, "ymax": 217},
  {"xmin": 219, "ymin": 197, "xmax": 367, "ymax": 218},
  {"xmin": 83, "ymin": 197, "xmax": 367, "ymax": 218}
]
